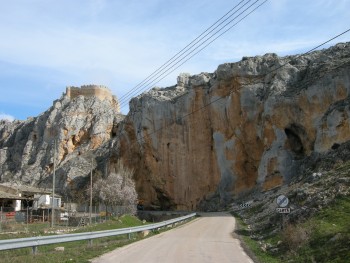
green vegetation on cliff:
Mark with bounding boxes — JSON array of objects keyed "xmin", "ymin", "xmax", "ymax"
[{"xmin": 233, "ymin": 160, "xmax": 350, "ymax": 263}]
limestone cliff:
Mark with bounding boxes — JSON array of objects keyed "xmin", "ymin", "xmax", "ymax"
[
  {"xmin": 116, "ymin": 42, "xmax": 350, "ymax": 210},
  {"xmin": 0, "ymin": 86, "xmax": 122, "ymax": 195},
  {"xmin": 1, "ymin": 43, "xmax": 350, "ymax": 211}
]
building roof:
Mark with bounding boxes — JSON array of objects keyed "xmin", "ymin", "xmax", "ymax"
[
  {"xmin": 0, "ymin": 190, "xmax": 29, "ymax": 200},
  {"xmin": 0, "ymin": 183, "xmax": 59, "ymax": 196}
]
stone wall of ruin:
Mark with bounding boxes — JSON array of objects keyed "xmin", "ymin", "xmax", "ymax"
[{"xmin": 66, "ymin": 85, "xmax": 113, "ymax": 102}]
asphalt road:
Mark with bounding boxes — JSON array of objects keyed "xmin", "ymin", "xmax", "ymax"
[{"xmin": 91, "ymin": 212, "xmax": 254, "ymax": 263}]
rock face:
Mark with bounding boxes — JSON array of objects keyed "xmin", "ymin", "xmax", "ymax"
[
  {"xmin": 0, "ymin": 86, "xmax": 122, "ymax": 195},
  {"xmin": 116, "ymin": 42, "xmax": 350, "ymax": 210},
  {"xmin": 1, "ymin": 43, "xmax": 350, "ymax": 211}
]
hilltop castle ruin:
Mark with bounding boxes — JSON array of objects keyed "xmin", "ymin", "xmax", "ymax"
[{"xmin": 65, "ymin": 85, "xmax": 120, "ymax": 112}]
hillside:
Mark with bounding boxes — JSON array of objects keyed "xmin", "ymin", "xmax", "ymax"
[{"xmin": 232, "ymin": 149, "xmax": 350, "ymax": 262}]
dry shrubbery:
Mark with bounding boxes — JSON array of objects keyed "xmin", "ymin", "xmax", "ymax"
[{"xmin": 282, "ymin": 223, "xmax": 313, "ymax": 252}]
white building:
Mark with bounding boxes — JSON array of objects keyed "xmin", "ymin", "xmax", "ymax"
[{"xmin": 33, "ymin": 193, "xmax": 61, "ymax": 209}]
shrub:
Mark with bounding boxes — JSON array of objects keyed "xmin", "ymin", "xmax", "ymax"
[{"xmin": 282, "ymin": 223, "xmax": 312, "ymax": 252}]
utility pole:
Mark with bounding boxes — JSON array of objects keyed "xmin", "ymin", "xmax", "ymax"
[
  {"xmin": 51, "ymin": 140, "xmax": 56, "ymax": 228},
  {"xmin": 89, "ymin": 156, "xmax": 93, "ymax": 225},
  {"xmin": 0, "ymin": 206, "xmax": 2, "ymax": 232}
]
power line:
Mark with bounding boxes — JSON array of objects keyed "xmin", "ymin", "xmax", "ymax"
[
  {"xmin": 117, "ymin": 0, "xmax": 251, "ymax": 105},
  {"xmin": 265, "ymin": 28, "xmax": 350, "ymax": 76},
  {"xmin": 117, "ymin": 0, "xmax": 262, "ymax": 107},
  {"xmin": 117, "ymin": 0, "xmax": 266, "ymax": 108},
  {"xmin": 130, "ymin": 0, "xmax": 268, "ymax": 100},
  {"xmin": 117, "ymin": 0, "xmax": 249, "ymax": 104}
]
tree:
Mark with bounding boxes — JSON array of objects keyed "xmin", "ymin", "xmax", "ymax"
[{"xmin": 92, "ymin": 161, "xmax": 137, "ymax": 215}]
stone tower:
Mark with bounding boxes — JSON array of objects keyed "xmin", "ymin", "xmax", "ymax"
[{"xmin": 65, "ymin": 85, "xmax": 120, "ymax": 112}]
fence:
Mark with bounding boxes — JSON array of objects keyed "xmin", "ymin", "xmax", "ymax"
[
  {"xmin": 0, "ymin": 213, "xmax": 196, "ymax": 254},
  {"xmin": 0, "ymin": 205, "xmax": 137, "ymax": 233},
  {"xmin": 0, "ymin": 210, "xmax": 30, "ymax": 233},
  {"xmin": 75, "ymin": 205, "xmax": 136, "ymax": 217}
]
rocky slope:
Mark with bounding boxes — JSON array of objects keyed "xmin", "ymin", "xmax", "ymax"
[
  {"xmin": 1, "ymin": 42, "xmax": 350, "ymax": 210},
  {"xmin": 231, "ymin": 143, "xmax": 350, "ymax": 261}
]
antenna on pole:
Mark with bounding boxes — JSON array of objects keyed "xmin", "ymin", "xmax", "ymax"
[
  {"xmin": 51, "ymin": 140, "xmax": 56, "ymax": 228},
  {"xmin": 90, "ymin": 156, "xmax": 93, "ymax": 225}
]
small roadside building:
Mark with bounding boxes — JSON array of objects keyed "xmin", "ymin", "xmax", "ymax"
[
  {"xmin": 0, "ymin": 190, "xmax": 28, "ymax": 212},
  {"xmin": 0, "ymin": 183, "xmax": 61, "ymax": 212}
]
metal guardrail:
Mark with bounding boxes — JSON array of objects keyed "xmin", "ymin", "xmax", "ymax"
[{"xmin": 0, "ymin": 213, "xmax": 196, "ymax": 254}]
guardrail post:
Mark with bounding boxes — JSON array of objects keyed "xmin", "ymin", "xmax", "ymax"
[
  {"xmin": 88, "ymin": 239, "xmax": 93, "ymax": 247},
  {"xmin": 127, "ymin": 228, "xmax": 133, "ymax": 240},
  {"xmin": 32, "ymin": 246, "xmax": 38, "ymax": 255}
]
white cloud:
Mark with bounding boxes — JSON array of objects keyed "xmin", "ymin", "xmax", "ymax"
[{"xmin": 0, "ymin": 113, "xmax": 15, "ymax": 122}]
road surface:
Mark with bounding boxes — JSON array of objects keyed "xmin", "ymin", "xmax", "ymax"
[{"xmin": 91, "ymin": 212, "xmax": 254, "ymax": 263}]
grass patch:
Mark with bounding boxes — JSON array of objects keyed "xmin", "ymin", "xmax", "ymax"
[
  {"xmin": 73, "ymin": 214, "xmax": 147, "ymax": 233},
  {"xmin": 0, "ymin": 215, "xmax": 146, "ymax": 240},
  {"xmin": 0, "ymin": 214, "xmax": 194, "ymax": 262},
  {"xmin": 0, "ymin": 236, "xmax": 136, "ymax": 263},
  {"xmin": 0, "ymin": 215, "xmax": 149, "ymax": 263},
  {"xmin": 287, "ymin": 196, "xmax": 350, "ymax": 263},
  {"xmin": 232, "ymin": 212, "xmax": 280, "ymax": 263},
  {"xmin": 334, "ymin": 161, "xmax": 350, "ymax": 174},
  {"xmin": 233, "ymin": 196, "xmax": 350, "ymax": 263},
  {"xmin": 0, "ymin": 222, "xmax": 51, "ymax": 239},
  {"xmin": 245, "ymin": 203, "xmax": 264, "ymax": 218}
]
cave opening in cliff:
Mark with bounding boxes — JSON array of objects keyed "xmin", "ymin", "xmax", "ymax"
[
  {"xmin": 284, "ymin": 125, "xmax": 305, "ymax": 157},
  {"xmin": 332, "ymin": 143, "xmax": 340, "ymax": 150},
  {"xmin": 155, "ymin": 188, "xmax": 174, "ymax": 210}
]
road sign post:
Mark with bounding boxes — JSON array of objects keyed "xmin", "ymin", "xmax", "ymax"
[
  {"xmin": 276, "ymin": 195, "xmax": 289, "ymax": 208},
  {"xmin": 276, "ymin": 195, "xmax": 290, "ymax": 229},
  {"xmin": 276, "ymin": 207, "xmax": 291, "ymax": 213}
]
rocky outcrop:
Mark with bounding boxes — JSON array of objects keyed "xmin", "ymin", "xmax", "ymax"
[
  {"xmin": 116, "ymin": 42, "xmax": 350, "ymax": 210},
  {"xmin": 0, "ymin": 43, "xmax": 350, "ymax": 211},
  {"xmin": 0, "ymin": 90, "xmax": 122, "ymax": 195}
]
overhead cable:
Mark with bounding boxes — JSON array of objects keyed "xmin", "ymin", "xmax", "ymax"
[
  {"xmin": 117, "ymin": 0, "xmax": 265, "ymax": 107},
  {"xmin": 117, "ymin": 0, "xmax": 249, "ymax": 104}
]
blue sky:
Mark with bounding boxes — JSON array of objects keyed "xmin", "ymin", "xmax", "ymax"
[{"xmin": 0, "ymin": 0, "xmax": 349, "ymax": 120}]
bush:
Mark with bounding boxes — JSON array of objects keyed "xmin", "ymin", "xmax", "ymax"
[{"xmin": 282, "ymin": 223, "xmax": 312, "ymax": 252}]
